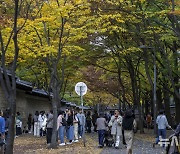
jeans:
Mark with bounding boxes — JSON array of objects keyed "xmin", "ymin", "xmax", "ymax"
[
  {"xmin": 74, "ymin": 123, "xmax": 79, "ymax": 140},
  {"xmin": 98, "ymin": 130, "xmax": 105, "ymax": 146},
  {"xmin": 59, "ymin": 126, "xmax": 65, "ymax": 143},
  {"xmin": 78, "ymin": 125, "xmax": 83, "ymax": 137},
  {"xmin": 156, "ymin": 129, "xmax": 166, "ymax": 144},
  {"xmin": 40, "ymin": 128, "xmax": 45, "ymax": 136},
  {"xmin": 67, "ymin": 126, "xmax": 74, "ymax": 141},
  {"xmin": 46, "ymin": 128, "xmax": 52, "ymax": 144}
]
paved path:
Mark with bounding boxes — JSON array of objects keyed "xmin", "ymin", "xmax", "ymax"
[{"xmin": 101, "ymin": 138, "xmax": 166, "ymax": 154}]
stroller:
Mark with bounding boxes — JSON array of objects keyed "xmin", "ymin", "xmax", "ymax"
[
  {"xmin": 104, "ymin": 128, "xmax": 114, "ymax": 147},
  {"xmin": 166, "ymin": 124, "xmax": 180, "ymax": 154}
]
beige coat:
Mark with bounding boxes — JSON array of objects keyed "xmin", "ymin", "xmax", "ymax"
[{"xmin": 108, "ymin": 115, "xmax": 122, "ymax": 136}]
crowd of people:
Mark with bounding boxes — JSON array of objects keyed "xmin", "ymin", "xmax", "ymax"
[
  {"xmin": 0, "ymin": 108, "xmax": 136, "ymax": 153},
  {"xmin": 0, "ymin": 108, "xmax": 180, "ymax": 154},
  {"xmin": 27, "ymin": 108, "xmax": 137, "ymax": 153},
  {"xmin": 31, "ymin": 109, "xmax": 87, "ymax": 146},
  {"xmin": 96, "ymin": 109, "xmax": 137, "ymax": 154}
]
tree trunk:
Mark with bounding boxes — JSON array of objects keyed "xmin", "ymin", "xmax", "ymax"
[
  {"xmin": 156, "ymin": 88, "xmax": 163, "ymax": 111},
  {"xmin": 50, "ymin": 91, "xmax": 58, "ymax": 148},
  {"xmin": 49, "ymin": 68, "xmax": 60, "ymax": 148},
  {"xmin": 145, "ymin": 99, "xmax": 149, "ymax": 115},
  {"xmin": 5, "ymin": 0, "xmax": 19, "ymax": 153},
  {"xmin": 117, "ymin": 65, "xmax": 129, "ymax": 109},
  {"xmin": 137, "ymin": 103, "xmax": 144, "ymax": 133},
  {"xmin": 174, "ymin": 95, "xmax": 180, "ymax": 124},
  {"xmin": 118, "ymin": 88, "xmax": 122, "ymax": 111},
  {"xmin": 5, "ymin": 96, "xmax": 16, "ymax": 154},
  {"xmin": 126, "ymin": 57, "xmax": 144, "ymax": 133},
  {"xmin": 163, "ymin": 87, "xmax": 172, "ymax": 126}
]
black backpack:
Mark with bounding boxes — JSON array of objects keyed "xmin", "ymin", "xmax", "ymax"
[
  {"xmin": 61, "ymin": 117, "xmax": 67, "ymax": 126},
  {"xmin": 122, "ymin": 117, "xmax": 134, "ymax": 131}
]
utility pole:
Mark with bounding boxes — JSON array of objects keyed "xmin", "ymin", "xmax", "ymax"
[
  {"xmin": 80, "ymin": 86, "xmax": 86, "ymax": 147},
  {"xmin": 75, "ymin": 82, "xmax": 87, "ymax": 147},
  {"xmin": 153, "ymin": 47, "xmax": 157, "ymax": 134}
]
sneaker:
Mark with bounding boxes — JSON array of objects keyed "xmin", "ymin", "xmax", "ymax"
[
  {"xmin": 79, "ymin": 136, "xmax": 82, "ymax": 139},
  {"xmin": 59, "ymin": 143, "xmax": 66, "ymax": 146},
  {"xmin": 66, "ymin": 142, "xmax": 72, "ymax": 145},
  {"xmin": 98, "ymin": 145, "xmax": 103, "ymax": 148},
  {"xmin": 74, "ymin": 140, "xmax": 79, "ymax": 143}
]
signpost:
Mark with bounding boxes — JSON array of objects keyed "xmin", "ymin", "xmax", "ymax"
[{"xmin": 75, "ymin": 82, "xmax": 87, "ymax": 147}]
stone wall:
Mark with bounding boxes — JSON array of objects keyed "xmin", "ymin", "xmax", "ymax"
[{"xmin": 0, "ymin": 86, "xmax": 51, "ymax": 126}]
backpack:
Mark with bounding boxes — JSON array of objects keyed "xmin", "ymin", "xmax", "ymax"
[
  {"xmin": 61, "ymin": 117, "xmax": 67, "ymax": 126},
  {"xmin": 122, "ymin": 117, "xmax": 134, "ymax": 131}
]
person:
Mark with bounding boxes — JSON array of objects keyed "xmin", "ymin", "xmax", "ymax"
[
  {"xmin": 154, "ymin": 110, "xmax": 171, "ymax": 147},
  {"xmin": 3, "ymin": 109, "xmax": 10, "ymax": 140},
  {"xmin": 96, "ymin": 113, "xmax": 107, "ymax": 148},
  {"xmin": 92, "ymin": 111, "xmax": 98, "ymax": 132},
  {"xmin": 66, "ymin": 110, "xmax": 74, "ymax": 144},
  {"xmin": 121, "ymin": 111, "xmax": 126, "ymax": 145},
  {"xmin": 146, "ymin": 113, "xmax": 152, "ymax": 130},
  {"xmin": 16, "ymin": 112, "xmax": 22, "ymax": 121},
  {"xmin": 77, "ymin": 109, "xmax": 86, "ymax": 139},
  {"xmin": 33, "ymin": 111, "xmax": 40, "ymax": 137},
  {"xmin": 175, "ymin": 123, "xmax": 180, "ymax": 136},
  {"xmin": 86, "ymin": 111, "xmax": 92, "ymax": 133},
  {"xmin": 57, "ymin": 110, "xmax": 66, "ymax": 146},
  {"xmin": 38, "ymin": 111, "xmax": 47, "ymax": 137},
  {"xmin": 122, "ymin": 109, "xmax": 137, "ymax": 154},
  {"xmin": 0, "ymin": 110, "xmax": 5, "ymax": 143},
  {"xmin": 104, "ymin": 112, "xmax": 111, "ymax": 122},
  {"xmin": 27, "ymin": 114, "xmax": 32, "ymax": 133},
  {"xmin": 166, "ymin": 123, "xmax": 180, "ymax": 154},
  {"xmin": 0, "ymin": 110, "xmax": 5, "ymax": 153},
  {"xmin": 16, "ymin": 118, "xmax": 22, "ymax": 136},
  {"xmin": 108, "ymin": 110, "xmax": 123, "ymax": 149},
  {"xmin": 73, "ymin": 110, "xmax": 79, "ymax": 142},
  {"xmin": 16, "ymin": 112, "xmax": 22, "ymax": 136},
  {"xmin": 46, "ymin": 110, "xmax": 53, "ymax": 145}
]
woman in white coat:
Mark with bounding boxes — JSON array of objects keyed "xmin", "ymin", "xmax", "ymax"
[
  {"xmin": 108, "ymin": 110, "xmax": 123, "ymax": 148},
  {"xmin": 38, "ymin": 111, "xmax": 47, "ymax": 137}
]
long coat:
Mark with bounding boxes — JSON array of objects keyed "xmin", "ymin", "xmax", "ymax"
[{"xmin": 108, "ymin": 115, "xmax": 122, "ymax": 136}]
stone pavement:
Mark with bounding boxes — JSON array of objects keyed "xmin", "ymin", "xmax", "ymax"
[{"xmin": 101, "ymin": 138, "xmax": 166, "ymax": 154}]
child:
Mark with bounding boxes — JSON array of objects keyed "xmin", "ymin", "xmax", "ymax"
[{"xmin": 16, "ymin": 119, "xmax": 22, "ymax": 136}]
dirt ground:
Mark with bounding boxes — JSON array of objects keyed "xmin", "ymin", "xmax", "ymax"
[
  {"xmin": 14, "ymin": 133, "xmax": 102, "ymax": 154},
  {"xmin": 13, "ymin": 129, "xmax": 173, "ymax": 154}
]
